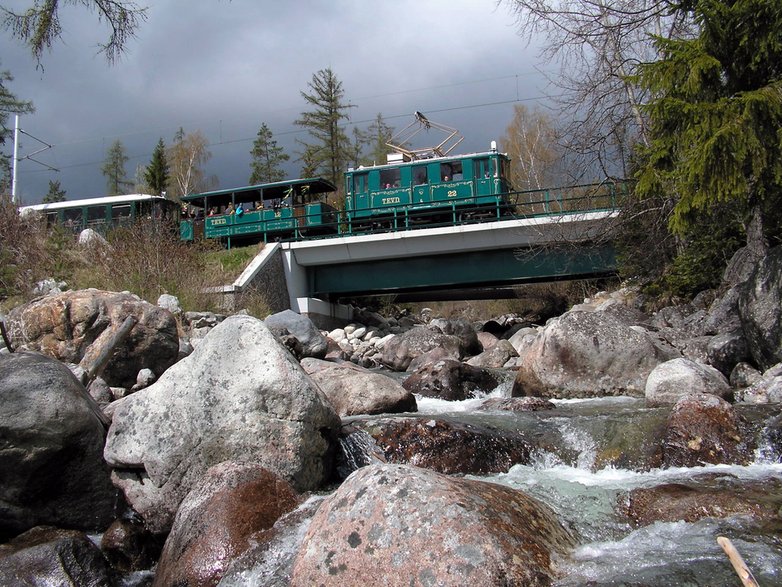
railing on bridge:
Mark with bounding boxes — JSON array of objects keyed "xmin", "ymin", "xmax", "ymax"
[
  {"xmin": 299, "ymin": 179, "xmax": 627, "ymax": 241},
  {"xmin": 186, "ymin": 180, "xmax": 627, "ymax": 246}
]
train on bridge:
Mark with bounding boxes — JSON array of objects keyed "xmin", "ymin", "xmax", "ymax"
[{"xmin": 20, "ymin": 115, "xmax": 625, "ymax": 246}]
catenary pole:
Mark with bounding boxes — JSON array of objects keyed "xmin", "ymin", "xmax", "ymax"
[{"xmin": 11, "ymin": 115, "xmax": 19, "ymax": 204}]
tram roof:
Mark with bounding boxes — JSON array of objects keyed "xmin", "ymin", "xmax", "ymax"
[
  {"xmin": 20, "ymin": 193, "xmax": 167, "ymax": 212},
  {"xmin": 182, "ymin": 177, "xmax": 337, "ymax": 205},
  {"xmin": 345, "ymin": 148, "xmax": 509, "ymax": 174}
]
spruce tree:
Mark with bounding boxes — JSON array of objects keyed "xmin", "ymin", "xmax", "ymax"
[
  {"xmin": 294, "ymin": 68, "xmax": 353, "ymax": 186},
  {"xmin": 144, "ymin": 138, "xmax": 169, "ymax": 196},
  {"xmin": 42, "ymin": 179, "xmax": 66, "ymax": 203},
  {"xmin": 635, "ymin": 0, "xmax": 782, "ymax": 256},
  {"xmin": 101, "ymin": 139, "xmax": 130, "ymax": 195},
  {"xmin": 249, "ymin": 122, "xmax": 289, "ymax": 184}
]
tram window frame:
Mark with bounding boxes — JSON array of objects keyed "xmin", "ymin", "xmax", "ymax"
[
  {"xmin": 441, "ymin": 161, "xmax": 462, "ymax": 181},
  {"xmin": 111, "ymin": 204, "xmax": 132, "ymax": 223},
  {"xmin": 45, "ymin": 211, "xmax": 58, "ymax": 227},
  {"xmin": 474, "ymin": 158, "xmax": 496, "ymax": 179},
  {"xmin": 379, "ymin": 168, "xmax": 401, "ymax": 189},
  {"xmin": 63, "ymin": 208, "xmax": 83, "ymax": 228},
  {"xmin": 352, "ymin": 172, "xmax": 368, "ymax": 194},
  {"xmin": 412, "ymin": 165, "xmax": 428, "ymax": 185},
  {"xmin": 87, "ymin": 205, "xmax": 107, "ymax": 226}
]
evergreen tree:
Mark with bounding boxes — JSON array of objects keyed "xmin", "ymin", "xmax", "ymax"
[
  {"xmin": 0, "ymin": 64, "xmax": 34, "ymax": 193},
  {"xmin": 101, "ymin": 139, "xmax": 130, "ymax": 195},
  {"xmin": 0, "ymin": 66, "xmax": 34, "ymax": 146},
  {"xmin": 144, "ymin": 138, "xmax": 169, "ymax": 196},
  {"xmin": 42, "ymin": 179, "xmax": 66, "ymax": 203},
  {"xmin": 635, "ymin": 0, "xmax": 782, "ymax": 257},
  {"xmin": 364, "ymin": 113, "xmax": 395, "ymax": 167},
  {"xmin": 294, "ymin": 68, "xmax": 353, "ymax": 186},
  {"xmin": 249, "ymin": 122, "xmax": 289, "ymax": 184}
]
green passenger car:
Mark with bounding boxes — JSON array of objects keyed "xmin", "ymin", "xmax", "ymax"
[
  {"xmin": 344, "ymin": 147, "xmax": 513, "ymax": 230},
  {"xmin": 180, "ymin": 178, "xmax": 338, "ymax": 247},
  {"xmin": 20, "ymin": 194, "xmax": 180, "ymax": 234}
]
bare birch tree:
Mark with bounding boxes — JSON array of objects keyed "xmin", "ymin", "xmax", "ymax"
[
  {"xmin": 501, "ymin": 104, "xmax": 563, "ymax": 190},
  {"xmin": 167, "ymin": 128, "xmax": 214, "ymax": 199},
  {"xmin": 501, "ymin": 0, "xmax": 694, "ymax": 180}
]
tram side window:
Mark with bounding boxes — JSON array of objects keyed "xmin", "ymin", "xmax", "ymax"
[
  {"xmin": 63, "ymin": 208, "xmax": 83, "ymax": 230},
  {"xmin": 412, "ymin": 166, "xmax": 428, "ymax": 185},
  {"xmin": 474, "ymin": 158, "xmax": 496, "ymax": 179},
  {"xmin": 87, "ymin": 205, "xmax": 106, "ymax": 226},
  {"xmin": 440, "ymin": 161, "xmax": 462, "ymax": 181},
  {"xmin": 379, "ymin": 168, "xmax": 401, "ymax": 189},
  {"xmin": 352, "ymin": 172, "xmax": 368, "ymax": 194},
  {"xmin": 45, "ymin": 211, "xmax": 58, "ymax": 227},
  {"xmin": 111, "ymin": 204, "xmax": 132, "ymax": 224}
]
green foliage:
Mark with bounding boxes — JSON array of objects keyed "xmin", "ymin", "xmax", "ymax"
[
  {"xmin": 294, "ymin": 68, "xmax": 353, "ymax": 186},
  {"xmin": 249, "ymin": 122, "xmax": 289, "ymax": 184},
  {"xmin": 0, "ymin": 65, "xmax": 34, "ymax": 146},
  {"xmin": 635, "ymin": 0, "xmax": 782, "ymax": 246},
  {"xmin": 662, "ymin": 205, "xmax": 745, "ymax": 297},
  {"xmin": 1, "ymin": 1, "xmax": 147, "ymax": 65},
  {"xmin": 101, "ymin": 139, "xmax": 130, "ymax": 195},
  {"xmin": 42, "ymin": 179, "xmax": 66, "ymax": 203},
  {"xmin": 350, "ymin": 112, "xmax": 395, "ymax": 167},
  {"xmin": 144, "ymin": 137, "xmax": 169, "ymax": 196}
]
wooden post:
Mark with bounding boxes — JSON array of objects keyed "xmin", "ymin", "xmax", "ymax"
[
  {"xmin": 0, "ymin": 320, "xmax": 13, "ymax": 353},
  {"xmin": 81, "ymin": 315, "xmax": 137, "ymax": 386},
  {"xmin": 717, "ymin": 536, "xmax": 759, "ymax": 587}
]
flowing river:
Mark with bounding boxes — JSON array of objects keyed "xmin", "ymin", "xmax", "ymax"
[
  {"xmin": 218, "ymin": 391, "xmax": 782, "ymax": 586},
  {"xmin": 420, "ymin": 393, "xmax": 782, "ymax": 586}
]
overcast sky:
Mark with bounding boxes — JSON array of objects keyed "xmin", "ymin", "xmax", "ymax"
[{"xmin": 1, "ymin": 0, "xmax": 553, "ymax": 204}]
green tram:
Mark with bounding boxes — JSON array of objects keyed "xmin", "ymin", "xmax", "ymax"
[
  {"xmin": 20, "ymin": 194, "xmax": 179, "ymax": 234},
  {"xmin": 344, "ymin": 145, "xmax": 513, "ymax": 231},
  {"xmin": 179, "ymin": 178, "xmax": 338, "ymax": 246}
]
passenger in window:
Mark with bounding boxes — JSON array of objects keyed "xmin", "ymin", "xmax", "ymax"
[{"xmin": 226, "ymin": 203, "xmax": 235, "ymax": 215}]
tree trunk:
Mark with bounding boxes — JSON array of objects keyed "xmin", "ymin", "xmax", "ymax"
[{"xmin": 746, "ymin": 195, "xmax": 768, "ymax": 259}]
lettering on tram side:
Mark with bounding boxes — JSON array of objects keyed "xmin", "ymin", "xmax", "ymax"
[
  {"xmin": 382, "ymin": 196, "xmax": 401, "ymax": 205},
  {"xmin": 211, "ymin": 217, "xmax": 227, "ymax": 226},
  {"xmin": 447, "ymin": 190, "xmax": 458, "ymax": 197}
]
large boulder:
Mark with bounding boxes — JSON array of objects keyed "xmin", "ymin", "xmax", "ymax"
[
  {"xmin": 153, "ymin": 462, "xmax": 300, "ymax": 587},
  {"xmin": 645, "ymin": 358, "xmax": 731, "ymax": 405},
  {"xmin": 0, "ymin": 352, "xmax": 119, "ymax": 540},
  {"xmin": 624, "ymin": 478, "xmax": 782, "ymax": 527},
  {"xmin": 265, "ymin": 309, "xmax": 328, "ymax": 359},
  {"xmin": 513, "ymin": 309, "xmax": 679, "ymax": 398},
  {"xmin": 338, "ymin": 416, "xmax": 532, "ymax": 477},
  {"xmin": 466, "ymin": 339, "xmax": 519, "ymax": 368},
  {"xmin": 402, "ymin": 359, "xmax": 505, "ymax": 401},
  {"xmin": 290, "ymin": 464, "xmax": 575, "ymax": 586},
  {"xmin": 381, "ymin": 326, "xmax": 463, "ymax": 371},
  {"xmin": 738, "ymin": 246, "xmax": 782, "ymax": 370},
  {"xmin": 104, "ymin": 315, "xmax": 340, "ymax": 534},
  {"xmin": 706, "ymin": 330, "xmax": 750, "ymax": 376},
  {"xmin": 428, "ymin": 318, "xmax": 483, "ymax": 356},
  {"xmin": 301, "ymin": 358, "xmax": 416, "ymax": 416},
  {"xmin": 0, "ymin": 526, "xmax": 115, "ymax": 587},
  {"xmin": 661, "ymin": 394, "xmax": 754, "ymax": 467},
  {"xmin": 4, "ymin": 289, "xmax": 179, "ymax": 388}
]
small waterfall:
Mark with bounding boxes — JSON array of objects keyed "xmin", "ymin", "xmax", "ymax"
[{"xmin": 336, "ymin": 428, "xmax": 386, "ymax": 479}]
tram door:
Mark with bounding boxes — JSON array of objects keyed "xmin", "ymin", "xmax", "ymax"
[{"xmin": 474, "ymin": 158, "xmax": 496, "ymax": 197}]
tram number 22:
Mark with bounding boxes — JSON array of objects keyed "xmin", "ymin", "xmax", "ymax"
[
  {"xmin": 382, "ymin": 197, "xmax": 401, "ymax": 205},
  {"xmin": 447, "ymin": 190, "xmax": 458, "ymax": 198}
]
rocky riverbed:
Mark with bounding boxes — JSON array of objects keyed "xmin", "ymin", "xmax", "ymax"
[{"xmin": 1, "ymin": 245, "xmax": 782, "ymax": 585}]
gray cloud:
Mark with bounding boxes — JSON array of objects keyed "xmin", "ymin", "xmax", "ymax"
[{"xmin": 2, "ymin": 0, "xmax": 548, "ymax": 203}]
